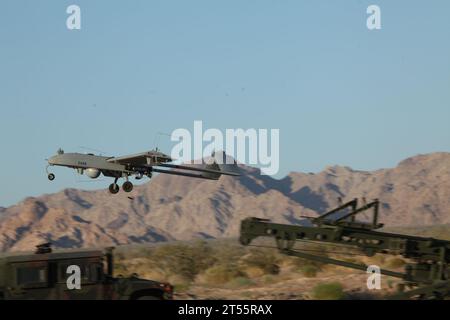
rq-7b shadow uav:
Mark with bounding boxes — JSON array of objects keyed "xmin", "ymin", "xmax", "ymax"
[{"xmin": 46, "ymin": 149, "xmax": 240, "ymax": 194}]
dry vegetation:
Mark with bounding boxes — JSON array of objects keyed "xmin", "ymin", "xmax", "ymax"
[{"xmin": 112, "ymin": 235, "xmax": 417, "ymax": 300}]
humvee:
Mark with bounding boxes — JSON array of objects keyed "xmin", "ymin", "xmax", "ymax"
[{"xmin": 0, "ymin": 243, "xmax": 173, "ymax": 300}]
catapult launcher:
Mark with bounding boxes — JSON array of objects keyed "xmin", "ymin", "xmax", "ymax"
[{"xmin": 239, "ymin": 199, "xmax": 450, "ymax": 299}]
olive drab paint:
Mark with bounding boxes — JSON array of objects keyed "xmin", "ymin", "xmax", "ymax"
[
  {"xmin": 240, "ymin": 198, "xmax": 450, "ymax": 299},
  {"xmin": 0, "ymin": 245, "xmax": 173, "ymax": 300}
]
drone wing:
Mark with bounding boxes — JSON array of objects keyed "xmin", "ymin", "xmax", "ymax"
[
  {"xmin": 154, "ymin": 162, "xmax": 241, "ymax": 180},
  {"xmin": 154, "ymin": 151, "xmax": 241, "ymax": 180},
  {"xmin": 108, "ymin": 150, "xmax": 241, "ymax": 180},
  {"xmin": 107, "ymin": 150, "xmax": 172, "ymax": 167}
]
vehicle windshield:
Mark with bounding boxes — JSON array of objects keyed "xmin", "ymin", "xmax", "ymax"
[{"xmin": 15, "ymin": 264, "xmax": 48, "ymax": 288}]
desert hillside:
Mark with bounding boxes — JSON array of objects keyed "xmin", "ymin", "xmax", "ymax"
[{"xmin": 0, "ymin": 152, "xmax": 449, "ymax": 251}]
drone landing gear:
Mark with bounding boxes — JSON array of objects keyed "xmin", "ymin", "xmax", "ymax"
[
  {"xmin": 122, "ymin": 181, "xmax": 134, "ymax": 193},
  {"xmin": 109, "ymin": 183, "xmax": 120, "ymax": 194},
  {"xmin": 108, "ymin": 178, "xmax": 134, "ymax": 194},
  {"xmin": 109, "ymin": 178, "xmax": 120, "ymax": 194},
  {"xmin": 46, "ymin": 165, "xmax": 55, "ymax": 181}
]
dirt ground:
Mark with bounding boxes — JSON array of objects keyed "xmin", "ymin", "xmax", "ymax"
[
  {"xmin": 115, "ymin": 240, "xmax": 410, "ymax": 300},
  {"xmin": 174, "ymin": 269, "xmax": 400, "ymax": 300}
]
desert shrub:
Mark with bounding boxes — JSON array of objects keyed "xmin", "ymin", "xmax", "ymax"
[
  {"xmin": 114, "ymin": 263, "xmax": 128, "ymax": 276},
  {"xmin": 385, "ymin": 257, "xmax": 406, "ymax": 269},
  {"xmin": 226, "ymin": 277, "xmax": 255, "ymax": 289},
  {"xmin": 285, "ymin": 244, "xmax": 327, "ymax": 269},
  {"xmin": 386, "ymin": 279, "xmax": 395, "ymax": 289},
  {"xmin": 211, "ymin": 243, "xmax": 247, "ymax": 266},
  {"xmin": 173, "ymin": 282, "xmax": 191, "ymax": 293},
  {"xmin": 240, "ymin": 249, "xmax": 280, "ymax": 275},
  {"xmin": 114, "ymin": 251, "xmax": 126, "ymax": 261},
  {"xmin": 145, "ymin": 241, "xmax": 217, "ymax": 282},
  {"xmin": 369, "ymin": 254, "xmax": 386, "ymax": 265},
  {"xmin": 299, "ymin": 265, "xmax": 319, "ymax": 278},
  {"xmin": 243, "ymin": 266, "xmax": 266, "ymax": 278},
  {"xmin": 202, "ymin": 264, "xmax": 246, "ymax": 285},
  {"xmin": 312, "ymin": 282, "xmax": 345, "ymax": 300},
  {"xmin": 261, "ymin": 275, "xmax": 276, "ymax": 285}
]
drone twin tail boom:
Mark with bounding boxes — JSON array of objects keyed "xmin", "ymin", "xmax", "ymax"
[{"xmin": 46, "ymin": 149, "xmax": 240, "ymax": 194}]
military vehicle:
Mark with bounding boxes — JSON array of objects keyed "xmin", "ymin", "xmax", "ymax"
[
  {"xmin": 240, "ymin": 199, "xmax": 450, "ymax": 299},
  {"xmin": 0, "ymin": 243, "xmax": 173, "ymax": 300}
]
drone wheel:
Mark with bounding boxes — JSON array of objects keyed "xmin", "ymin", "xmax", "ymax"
[
  {"xmin": 109, "ymin": 183, "xmax": 120, "ymax": 194},
  {"xmin": 122, "ymin": 181, "xmax": 134, "ymax": 193}
]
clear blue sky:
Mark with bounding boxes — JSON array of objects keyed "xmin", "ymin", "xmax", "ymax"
[{"xmin": 1, "ymin": 0, "xmax": 449, "ymax": 206}]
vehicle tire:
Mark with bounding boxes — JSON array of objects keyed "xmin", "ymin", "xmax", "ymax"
[
  {"xmin": 109, "ymin": 183, "xmax": 120, "ymax": 194},
  {"xmin": 48, "ymin": 173, "xmax": 55, "ymax": 181},
  {"xmin": 122, "ymin": 181, "xmax": 134, "ymax": 193}
]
